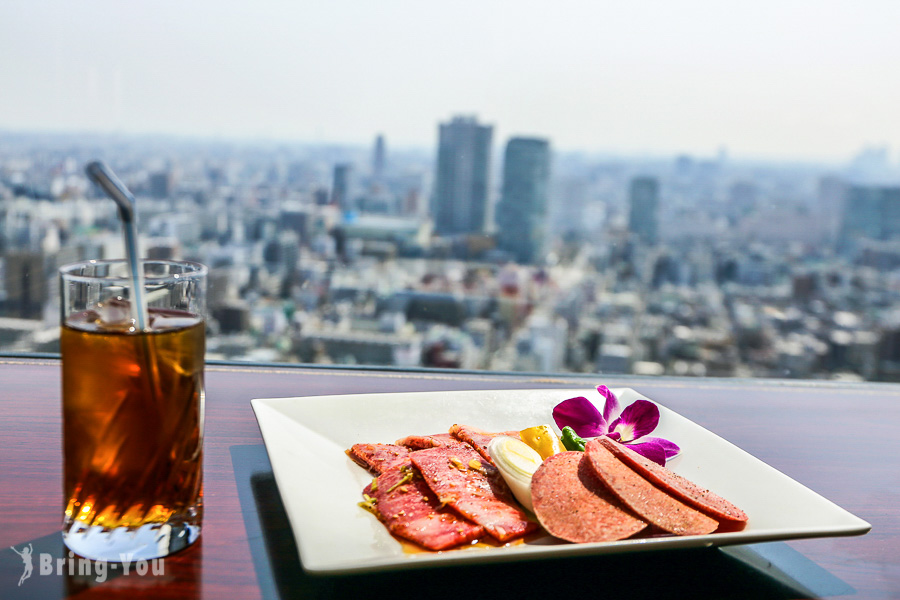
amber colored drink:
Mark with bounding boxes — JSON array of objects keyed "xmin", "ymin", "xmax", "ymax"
[{"xmin": 61, "ymin": 308, "xmax": 205, "ymax": 557}]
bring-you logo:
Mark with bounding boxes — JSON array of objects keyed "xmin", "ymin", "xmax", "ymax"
[{"xmin": 9, "ymin": 544, "xmax": 164, "ymax": 586}]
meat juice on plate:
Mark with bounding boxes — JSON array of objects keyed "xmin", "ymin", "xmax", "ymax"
[{"xmin": 61, "ymin": 307, "xmax": 205, "ymax": 537}]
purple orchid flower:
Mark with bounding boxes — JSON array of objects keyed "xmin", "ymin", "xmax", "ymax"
[{"xmin": 552, "ymin": 385, "xmax": 680, "ymax": 466}]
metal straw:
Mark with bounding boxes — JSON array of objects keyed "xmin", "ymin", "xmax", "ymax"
[
  {"xmin": 85, "ymin": 161, "xmax": 149, "ymax": 331},
  {"xmin": 84, "ymin": 161, "xmax": 166, "ymax": 524}
]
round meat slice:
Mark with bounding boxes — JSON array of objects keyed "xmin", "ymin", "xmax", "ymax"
[
  {"xmin": 584, "ymin": 439, "xmax": 719, "ymax": 536},
  {"xmin": 531, "ymin": 451, "xmax": 646, "ymax": 543},
  {"xmin": 597, "ymin": 437, "xmax": 747, "ymax": 522}
]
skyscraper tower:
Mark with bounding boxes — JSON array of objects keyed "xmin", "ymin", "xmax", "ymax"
[
  {"xmin": 331, "ymin": 163, "xmax": 354, "ymax": 212},
  {"xmin": 495, "ymin": 137, "xmax": 551, "ymax": 263},
  {"xmin": 372, "ymin": 134, "xmax": 386, "ymax": 185},
  {"xmin": 2, "ymin": 251, "xmax": 46, "ymax": 319},
  {"xmin": 432, "ymin": 116, "xmax": 493, "ymax": 235},
  {"xmin": 628, "ymin": 176, "xmax": 660, "ymax": 244},
  {"xmin": 838, "ymin": 184, "xmax": 900, "ymax": 253}
]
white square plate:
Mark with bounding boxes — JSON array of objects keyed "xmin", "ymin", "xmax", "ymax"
[{"xmin": 251, "ymin": 388, "xmax": 870, "ymax": 574}]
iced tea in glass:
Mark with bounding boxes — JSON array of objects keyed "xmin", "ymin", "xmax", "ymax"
[{"xmin": 59, "ymin": 259, "xmax": 206, "ymax": 561}]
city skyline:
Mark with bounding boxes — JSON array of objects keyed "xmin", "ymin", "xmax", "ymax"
[
  {"xmin": 2, "ymin": 1, "xmax": 900, "ymax": 162},
  {"xmin": 2, "ymin": 130, "xmax": 900, "ymax": 381}
]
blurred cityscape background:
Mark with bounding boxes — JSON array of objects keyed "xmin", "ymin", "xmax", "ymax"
[
  {"xmin": 2, "ymin": 125, "xmax": 900, "ymax": 381},
  {"xmin": 3, "ymin": 1, "xmax": 899, "ymax": 380}
]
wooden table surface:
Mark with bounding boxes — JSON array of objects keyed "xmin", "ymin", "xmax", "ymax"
[{"xmin": 1, "ymin": 358, "xmax": 897, "ymax": 599}]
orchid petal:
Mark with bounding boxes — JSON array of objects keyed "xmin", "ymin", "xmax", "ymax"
[
  {"xmin": 552, "ymin": 396, "xmax": 608, "ymax": 438},
  {"xmin": 607, "ymin": 399, "xmax": 659, "ymax": 442},
  {"xmin": 637, "ymin": 436, "xmax": 681, "ymax": 460},
  {"xmin": 623, "ymin": 438, "xmax": 669, "ymax": 466},
  {"xmin": 597, "ymin": 385, "xmax": 620, "ymax": 423}
]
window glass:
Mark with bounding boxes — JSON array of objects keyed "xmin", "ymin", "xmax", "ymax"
[{"xmin": 2, "ymin": 1, "xmax": 899, "ymax": 381}]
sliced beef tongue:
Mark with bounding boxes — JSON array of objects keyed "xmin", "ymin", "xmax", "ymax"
[
  {"xmin": 362, "ymin": 460, "xmax": 484, "ymax": 551},
  {"xmin": 597, "ymin": 437, "xmax": 748, "ymax": 522},
  {"xmin": 410, "ymin": 444, "xmax": 537, "ymax": 543},
  {"xmin": 346, "ymin": 443, "xmax": 411, "ymax": 475},
  {"xmin": 584, "ymin": 439, "xmax": 719, "ymax": 536},
  {"xmin": 449, "ymin": 424, "xmax": 522, "ymax": 466},
  {"xmin": 530, "ymin": 451, "xmax": 647, "ymax": 543}
]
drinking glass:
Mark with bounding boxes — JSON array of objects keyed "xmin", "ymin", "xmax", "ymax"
[{"xmin": 59, "ymin": 259, "xmax": 206, "ymax": 561}]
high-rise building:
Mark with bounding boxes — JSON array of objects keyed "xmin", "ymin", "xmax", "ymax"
[
  {"xmin": 372, "ymin": 134, "xmax": 386, "ymax": 185},
  {"xmin": 839, "ymin": 184, "xmax": 900, "ymax": 253},
  {"xmin": 432, "ymin": 116, "xmax": 493, "ymax": 236},
  {"xmin": 2, "ymin": 251, "xmax": 46, "ymax": 319},
  {"xmin": 728, "ymin": 181, "xmax": 758, "ymax": 215},
  {"xmin": 628, "ymin": 176, "xmax": 660, "ymax": 244},
  {"xmin": 148, "ymin": 171, "xmax": 173, "ymax": 199},
  {"xmin": 818, "ymin": 175, "xmax": 847, "ymax": 240},
  {"xmin": 495, "ymin": 137, "xmax": 551, "ymax": 263},
  {"xmin": 331, "ymin": 163, "xmax": 354, "ymax": 212}
]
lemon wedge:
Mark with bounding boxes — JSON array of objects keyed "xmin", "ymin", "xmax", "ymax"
[
  {"xmin": 519, "ymin": 424, "xmax": 565, "ymax": 459},
  {"xmin": 487, "ymin": 435, "xmax": 544, "ymax": 513}
]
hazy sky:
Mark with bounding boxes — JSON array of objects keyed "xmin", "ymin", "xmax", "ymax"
[{"xmin": 2, "ymin": 1, "xmax": 899, "ymax": 161}]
